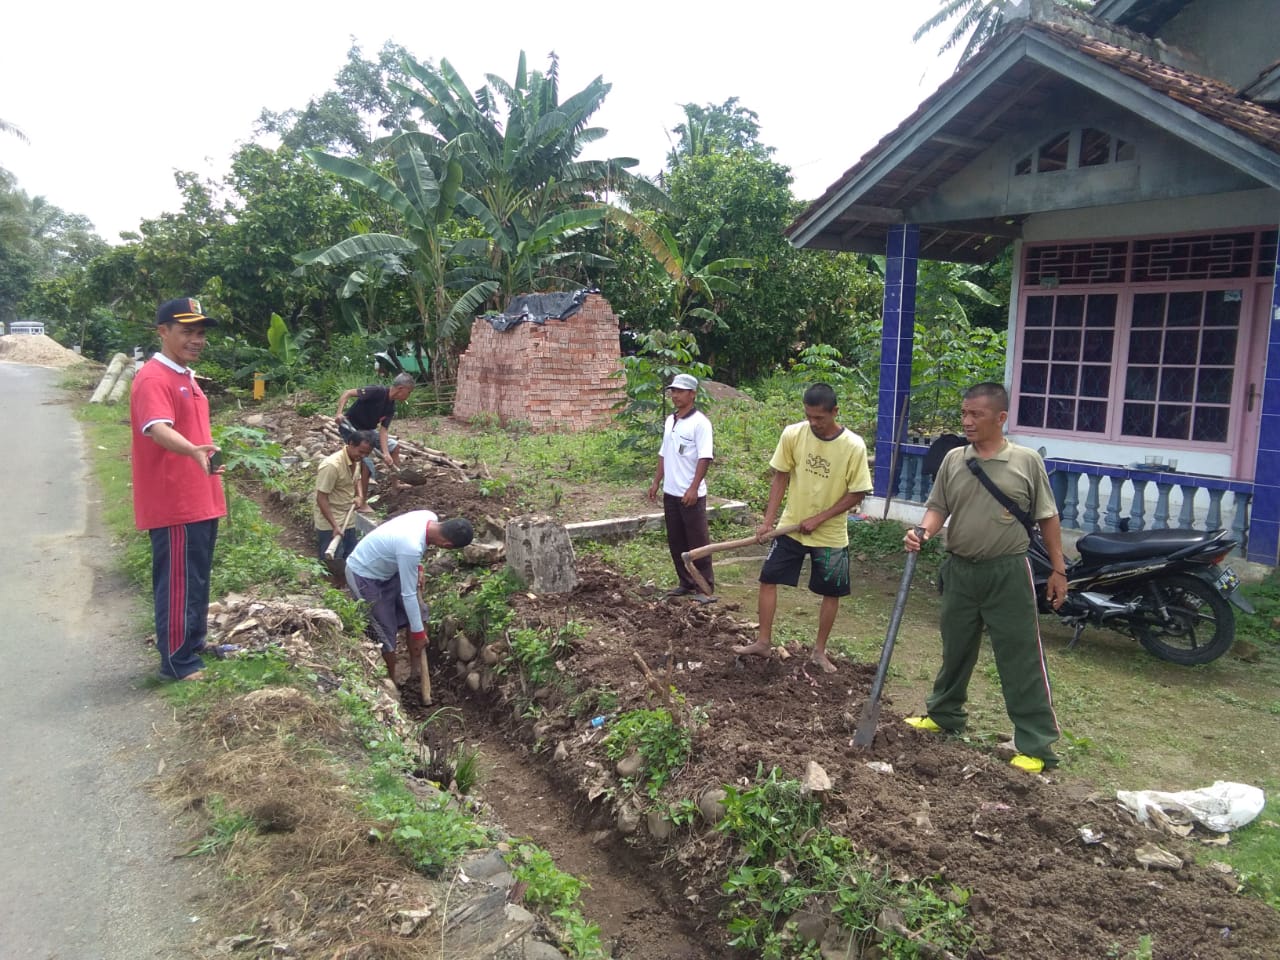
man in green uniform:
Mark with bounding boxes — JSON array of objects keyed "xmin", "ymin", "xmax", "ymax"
[
  {"xmin": 903, "ymin": 383, "xmax": 1068, "ymax": 773},
  {"xmin": 732, "ymin": 383, "xmax": 872, "ymax": 674}
]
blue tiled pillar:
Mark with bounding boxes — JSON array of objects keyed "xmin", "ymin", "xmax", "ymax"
[
  {"xmin": 874, "ymin": 224, "xmax": 919, "ymax": 499},
  {"xmin": 1251, "ymin": 238, "xmax": 1280, "ymax": 565}
]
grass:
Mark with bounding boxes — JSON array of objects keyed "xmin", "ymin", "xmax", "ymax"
[{"xmin": 79, "ymin": 390, "xmax": 609, "ymax": 959}]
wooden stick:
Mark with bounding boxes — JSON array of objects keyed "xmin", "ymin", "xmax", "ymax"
[{"xmin": 680, "ymin": 523, "xmax": 801, "ymax": 596}]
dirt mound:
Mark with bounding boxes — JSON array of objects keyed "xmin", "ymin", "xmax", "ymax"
[
  {"xmin": 430, "ymin": 557, "xmax": 1280, "ymax": 959},
  {"xmin": 0, "ymin": 333, "xmax": 88, "ymax": 368}
]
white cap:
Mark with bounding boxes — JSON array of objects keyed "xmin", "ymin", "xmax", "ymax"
[{"xmin": 665, "ymin": 373, "xmax": 698, "ymax": 391}]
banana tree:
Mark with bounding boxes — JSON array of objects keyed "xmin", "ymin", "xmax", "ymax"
[
  {"xmin": 389, "ymin": 51, "xmax": 668, "ymax": 301},
  {"xmin": 618, "ymin": 213, "xmax": 753, "ymax": 333},
  {"xmin": 298, "ymin": 143, "xmax": 496, "ymax": 380}
]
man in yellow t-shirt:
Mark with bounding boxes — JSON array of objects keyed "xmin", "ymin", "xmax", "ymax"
[{"xmin": 733, "ymin": 383, "xmax": 872, "ymax": 673}]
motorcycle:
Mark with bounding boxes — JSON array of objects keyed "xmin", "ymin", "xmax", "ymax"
[{"xmin": 1027, "ymin": 525, "xmax": 1254, "ymax": 665}]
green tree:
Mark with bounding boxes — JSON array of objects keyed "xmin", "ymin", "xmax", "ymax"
[
  {"xmin": 255, "ymin": 41, "xmax": 418, "ymax": 157},
  {"xmin": 660, "ymin": 150, "xmax": 879, "ymax": 381},
  {"xmin": 666, "ymin": 97, "xmax": 772, "ymax": 169}
]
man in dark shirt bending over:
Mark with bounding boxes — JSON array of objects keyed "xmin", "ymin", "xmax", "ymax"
[{"xmin": 335, "ymin": 372, "xmax": 414, "ymax": 477}]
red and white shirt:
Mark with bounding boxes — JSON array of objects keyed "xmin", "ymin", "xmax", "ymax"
[{"xmin": 130, "ymin": 354, "xmax": 227, "ymax": 530}]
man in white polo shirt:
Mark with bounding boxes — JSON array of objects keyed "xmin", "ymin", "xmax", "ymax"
[{"xmin": 648, "ymin": 374, "xmax": 715, "ymax": 603}]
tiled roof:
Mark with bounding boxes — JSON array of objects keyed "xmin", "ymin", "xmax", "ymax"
[
  {"xmin": 1040, "ymin": 22, "xmax": 1280, "ymax": 151},
  {"xmin": 788, "ymin": 14, "xmax": 1280, "ymax": 257}
]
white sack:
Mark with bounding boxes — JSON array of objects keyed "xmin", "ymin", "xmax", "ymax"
[{"xmin": 1116, "ymin": 781, "xmax": 1265, "ymax": 833}]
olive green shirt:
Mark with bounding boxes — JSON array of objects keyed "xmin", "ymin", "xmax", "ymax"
[{"xmin": 925, "ymin": 439, "xmax": 1057, "ymax": 561}]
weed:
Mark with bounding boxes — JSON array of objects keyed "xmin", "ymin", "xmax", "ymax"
[
  {"xmin": 364, "ymin": 785, "xmax": 490, "ymax": 876},
  {"xmin": 321, "ymin": 586, "xmax": 368, "ymax": 635},
  {"xmin": 155, "ymin": 648, "xmax": 300, "ymax": 707},
  {"xmin": 185, "ymin": 795, "xmax": 257, "ymax": 857},
  {"xmin": 507, "ymin": 840, "xmax": 608, "ymax": 959},
  {"xmin": 450, "ymin": 743, "xmax": 481, "ymax": 795},
  {"xmin": 568, "ymin": 686, "xmax": 619, "ymax": 720},
  {"xmin": 477, "ymin": 476, "xmax": 509, "ymax": 498},
  {"xmin": 603, "ymin": 709, "xmax": 694, "ymax": 798},
  {"xmin": 718, "ymin": 767, "xmax": 975, "ymax": 957},
  {"xmin": 429, "ymin": 569, "xmax": 519, "ymax": 641},
  {"xmin": 507, "ymin": 624, "xmax": 574, "ymax": 688}
]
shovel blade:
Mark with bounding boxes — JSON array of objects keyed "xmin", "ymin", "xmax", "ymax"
[{"xmin": 853, "ymin": 704, "xmax": 880, "ymax": 748}]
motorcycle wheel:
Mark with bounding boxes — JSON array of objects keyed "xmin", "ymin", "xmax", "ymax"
[{"xmin": 1133, "ymin": 574, "xmax": 1234, "ymax": 665}]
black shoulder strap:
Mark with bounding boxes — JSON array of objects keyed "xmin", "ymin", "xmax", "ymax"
[{"xmin": 966, "ymin": 457, "xmax": 1035, "ymax": 537}]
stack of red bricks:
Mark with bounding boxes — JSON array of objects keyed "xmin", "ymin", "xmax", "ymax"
[{"xmin": 453, "ymin": 292, "xmax": 625, "ymax": 432}]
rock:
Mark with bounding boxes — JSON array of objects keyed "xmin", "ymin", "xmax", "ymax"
[
  {"xmin": 994, "ymin": 740, "xmax": 1019, "ymax": 760},
  {"xmin": 521, "ymin": 941, "xmax": 568, "ymax": 960},
  {"xmin": 646, "ymin": 809, "xmax": 673, "ymax": 840},
  {"xmin": 1135, "ymin": 842, "xmax": 1183, "ymax": 870},
  {"xmin": 553, "ymin": 742, "xmax": 569, "ymax": 762},
  {"xmin": 462, "ymin": 538, "xmax": 504, "ymax": 565},
  {"xmin": 616, "ymin": 802, "xmax": 641, "ymax": 835},
  {"xmin": 615, "ymin": 752, "xmax": 644, "ymax": 778},
  {"xmin": 460, "ymin": 849, "xmax": 509, "ymax": 881},
  {"xmin": 698, "ymin": 788, "xmax": 728, "ymax": 824},
  {"xmin": 801, "ymin": 761, "xmax": 832, "ymax": 796},
  {"xmin": 456, "ymin": 635, "xmax": 477, "ymax": 662},
  {"xmin": 787, "ymin": 907, "xmax": 829, "ymax": 945},
  {"xmin": 505, "ymin": 516, "xmax": 578, "ymax": 594},
  {"xmin": 216, "ymin": 934, "xmax": 259, "ymax": 953}
]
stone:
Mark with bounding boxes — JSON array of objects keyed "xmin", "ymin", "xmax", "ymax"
[
  {"xmin": 456, "ymin": 635, "xmax": 477, "ymax": 662},
  {"xmin": 615, "ymin": 751, "xmax": 643, "ymax": 778},
  {"xmin": 801, "ymin": 761, "xmax": 833, "ymax": 796},
  {"xmin": 645, "ymin": 809, "xmax": 673, "ymax": 840},
  {"xmin": 462, "ymin": 538, "xmax": 504, "ymax": 565},
  {"xmin": 520, "ymin": 941, "xmax": 568, "ymax": 960},
  {"xmin": 698, "ymin": 788, "xmax": 728, "ymax": 824},
  {"xmin": 505, "ymin": 516, "xmax": 578, "ymax": 594},
  {"xmin": 461, "ymin": 850, "xmax": 508, "ymax": 880},
  {"xmin": 616, "ymin": 802, "xmax": 641, "ymax": 835},
  {"xmin": 787, "ymin": 907, "xmax": 829, "ymax": 945}
]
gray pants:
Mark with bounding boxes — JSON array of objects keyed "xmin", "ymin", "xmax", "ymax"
[{"xmin": 344, "ymin": 566, "xmax": 427, "ymax": 652}]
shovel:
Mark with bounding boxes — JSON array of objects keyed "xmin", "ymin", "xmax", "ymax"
[
  {"xmin": 324, "ymin": 503, "xmax": 357, "ymax": 560},
  {"xmin": 853, "ymin": 527, "xmax": 924, "ymax": 749},
  {"xmin": 680, "ymin": 524, "xmax": 800, "ymax": 597}
]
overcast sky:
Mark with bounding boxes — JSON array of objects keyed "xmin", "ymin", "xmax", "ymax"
[{"xmin": 1, "ymin": 1, "xmax": 962, "ymax": 242}]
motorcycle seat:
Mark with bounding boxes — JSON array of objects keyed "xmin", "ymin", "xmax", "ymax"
[{"xmin": 1075, "ymin": 528, "xmax": 1223, "ymax": 562}]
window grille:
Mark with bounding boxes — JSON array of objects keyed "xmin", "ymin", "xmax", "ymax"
[
  {"xmin": 1024, "ymin": 242, "xmax": 1127, "ymax": 286},
  {"xmin": 1130, "ymin": 233, "xmax": 1255, "ymax": 282}
]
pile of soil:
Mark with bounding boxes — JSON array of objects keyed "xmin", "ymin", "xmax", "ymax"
[
  {"xmin": 0, "ymin": 333, "xmax": 89, "ymax": 368},
  {"xmin": 242, "ymin": 404, "xmax": 1280, "ymax": 959}
]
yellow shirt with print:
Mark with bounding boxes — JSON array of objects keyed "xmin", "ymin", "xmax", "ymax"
[{"xmin": 771, "ymin": 421, "xmax": 873, "ymax": 548}]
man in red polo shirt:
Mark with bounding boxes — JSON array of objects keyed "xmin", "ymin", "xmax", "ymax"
[{"xmin": 130, "ymin": 297, "xmax": 227, "ymax": 680}]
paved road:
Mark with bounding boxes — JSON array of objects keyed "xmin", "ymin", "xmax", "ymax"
[{"xmin": 0, "ymin": 362, "xmax": 204, "ymax": 959}]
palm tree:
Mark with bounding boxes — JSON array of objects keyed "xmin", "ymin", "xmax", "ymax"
[
  {"xmin": 0, "ymin": 118, "xmax": 28, "ymax": 143},
  {"xmin": 914, "ymin": 0, "xmax": 1094, "ymax": 67}
]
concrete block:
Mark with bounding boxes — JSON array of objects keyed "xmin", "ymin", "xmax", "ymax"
[{"xmin": 505, "ymin": 515, "xmax": 578, "ymax": 594}]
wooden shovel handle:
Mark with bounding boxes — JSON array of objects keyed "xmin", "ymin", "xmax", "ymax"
[
  {"xmin": 324, "ymin": 503, "xmax": 358, "ymax": 559},
  {"xmin": 682, "ymin": 523, "xmax": 801, "ymax": 563}
]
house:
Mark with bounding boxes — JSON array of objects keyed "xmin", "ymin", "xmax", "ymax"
[{"xmin": 787, "ymin": 0, "xmax": 1280, "ymax": 565}]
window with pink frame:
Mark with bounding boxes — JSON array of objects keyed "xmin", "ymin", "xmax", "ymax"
[{"xmin": 1015, "ymin": 229, "xmax": 1277, "ymax": 446}]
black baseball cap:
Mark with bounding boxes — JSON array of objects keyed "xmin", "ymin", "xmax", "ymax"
[{"xmin": 157, "ymin": 297, "xmax": 219, "ymax": 326}]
